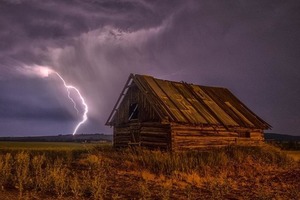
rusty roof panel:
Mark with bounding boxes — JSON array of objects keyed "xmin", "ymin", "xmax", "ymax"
[
  {"xmin": 107, "ymin": 74, "xmax": 271, "ymax": 129},
  {"xmin": 139, "ymin": 75, "xmax": 270, "ymax": 129},
  {"xmin": 172, "ymin": 82, "xmax": 215, "ymax": 124},
  {"xmin": 142, "ymin": 76, "xmax": 188, "ymax": 122},
  {"xmin": 155, "ymin": 79, "xmax": 207, "ymax": 124},
  {"xmin": 199, "ymin": 86, "xmax": 271, "ymax": 129},
  {"xmin": 191, "ymin": 85, "xmax": 239, "ymax": 126},
  {"xmin": 199, "ymin": 86, "xmax": 254, "ymax": 128}
]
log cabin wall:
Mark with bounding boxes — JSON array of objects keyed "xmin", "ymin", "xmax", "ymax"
[
  {"xmin": 113, "ymin": 125, "xmax": 131, "ymax": 148},
  {"xmin": 114, "ymin": 122, "xmax": 171, "ymax": 149},
  {"xmin": 170, "ymin": 123, "xmax": 264, "ymax": 151},
  {"xmin": 139, "ymin": 122, "xmax": 171, "ymax": 150},
  {"xmin": 107, "ymin": 74, "xmax": 270, "ymax": 151},
  {"xmin": 113, "ymin": 83, "xmax": 170, "ymax": 149}
]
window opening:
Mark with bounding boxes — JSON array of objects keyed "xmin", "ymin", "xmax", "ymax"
[{"xmin": 129, "ymin": 103, "xmax": 139, "ymax": 120}]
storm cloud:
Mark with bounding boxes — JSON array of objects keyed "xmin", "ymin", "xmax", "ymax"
[{"xmin": 0, "ymin": 0, "xmax": 299, "ymax": 136}]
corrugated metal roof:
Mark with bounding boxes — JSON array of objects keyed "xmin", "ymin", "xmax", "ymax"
[{"xmin": 107, "ymin": 74, "xmax": 271, "ymax": 129}]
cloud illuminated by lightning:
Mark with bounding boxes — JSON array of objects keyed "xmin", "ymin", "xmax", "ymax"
[{"xmin": 36, "ymin": 66, "xmax": 88, "ymax": 135}]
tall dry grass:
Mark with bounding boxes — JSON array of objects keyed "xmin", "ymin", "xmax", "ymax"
[
  {"xmin": 0, "ymin": 150, "xmax": 109, "ymax": 199},
  {"xmin": 0, "ymin": 144, "xmax": 298, "ymax": 199},
  {"xmin": 121, "ymin": 145, "xmax": 294, "ymax": 175},
  {"xmin": 102, "ymin": 144, "xmax": 298, "ymax": 199},
  {"xmin": 31, "ymin": 154, "xmax": 46, "ymax": 192},
  {"xmin": 0, "ymin": 153, "xmax": 13, "ymax": 190},
  {"xmin": 15, "ymin": 152, "xmax": 30, "ymax": 197}
]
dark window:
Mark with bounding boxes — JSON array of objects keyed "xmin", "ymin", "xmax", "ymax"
[
  {"xmin": 129, "ymin": 103, "xmax": 139, "ymax": 120},
  {"xmin": 240, "ymin": 132, "xmax": 251, "ymax": 138}
]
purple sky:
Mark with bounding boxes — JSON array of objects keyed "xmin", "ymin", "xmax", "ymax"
[{"xmin": 0, "ymin": 0, "xmax": 299, "ymax": 136}]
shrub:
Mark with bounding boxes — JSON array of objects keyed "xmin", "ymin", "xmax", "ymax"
[
  {"xmin": 69, "ymin": 172, "xmax": 83, "ymax": 199},
  {"xmin": 138, "ymin": 180, "xmax": 151, "ymax": 200},
  {"xmin": 50, "ymin": 159, "xmax": 70, "ymax": 198},
  {"xmin": 0, "ymin": 153, "xmax": 13, "ymax": 189},
  {"xmin": 31, "ymin": 154, "xmax": 46, "ymax": 191},
  {"xmin": 15, "ymin": 152, "xmax": 30, "ymax": 197}
]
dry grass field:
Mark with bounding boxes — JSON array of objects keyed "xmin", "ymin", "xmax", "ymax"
[
  {"xmin": 285, "ymin": 151, "xmax": 300, "ymax": 162},
  {"xmin": 0, "ymin": 142, "xmax": 299, "ymax": 199}
]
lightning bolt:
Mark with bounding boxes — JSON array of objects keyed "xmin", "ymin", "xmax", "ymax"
[
  {"xmin": 23, "ymin": 65, "xmax": 89, "ymax": 135},
  {"xmin": 64, "ymin": 83, "xmax": 80, "ymax": 115},
  {"xmin": 53, "ymin": 72, "xmax": 88, "ymax": 135}
]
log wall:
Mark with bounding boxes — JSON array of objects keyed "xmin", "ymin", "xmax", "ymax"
[
  {"xmin": 114, "ymin": 122, "xmax": 264, "ymax": 151},
  {"xmin": 113, "ymin": 126, "xmax": 131, "ymax": 148},
  {"xmin": 140, "ymin": 123, "xmax": 170, "ymax": 150},
  {"xmin": 113, "ymin": 122, "xmax": 171, "ymax": 150},
  {"xmin": 170, "ymin": 124, "xmax": 264, "ymax": 151}
]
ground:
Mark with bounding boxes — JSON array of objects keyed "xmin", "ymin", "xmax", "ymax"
[{"xmin": 0, "ymin": 142, "xmax": 299, "ymax": 199}]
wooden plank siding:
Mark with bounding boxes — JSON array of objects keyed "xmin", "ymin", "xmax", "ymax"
[
  {"xmin": 113, "ymin": 126, "xmax": 131, "ymax": 148},
  {"xmin": 114, "ymin": 122, "xmax": 264, "ymax": 150},
  {"xmin": 140, "ymin": 123, "xmax": 170, "ymax": 150},
  {"xmin": 114, "ymin": 122, "xmax": 170, "ymax": 150},
  {"xmin": 170, "ymin": 124, "xmax": 264, "ymax": 151}
]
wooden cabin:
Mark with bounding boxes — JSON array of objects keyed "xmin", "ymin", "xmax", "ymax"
[{"xmin": 105, "ymin": 74, "xmax": 271, "ymax": 151}]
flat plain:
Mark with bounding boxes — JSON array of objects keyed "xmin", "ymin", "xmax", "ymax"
[
  {"xmin": 0, "ymin": 142, "xmax": 299, "ymax": 199},
  {"xmin": 0, "ymin": 141, "xmax": 97, "ymax": 150}
]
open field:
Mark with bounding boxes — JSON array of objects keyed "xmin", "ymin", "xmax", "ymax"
[
  {"xmin": 0, "ymin": 141, "xmax": 106, "ymax": 162},
  {"xmin": 0, "ymin": 141, "xmax": 99, "ymax": 150},
  {"xmin": 0, "ymin": 143, "xmax": 299, "ymax": 199}
]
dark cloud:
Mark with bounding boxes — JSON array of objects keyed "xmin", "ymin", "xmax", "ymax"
[
  {"xmin": 0, "ymin": 0, "xmax": 299, "ymax": 136},
  {"xmin": 0, "ymin": 77, "xmax": 76, "ymax": 120}
]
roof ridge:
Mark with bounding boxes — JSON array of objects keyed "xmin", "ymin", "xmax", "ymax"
[{"xmin": 134, "ymin": 74, "xmax": 228, "ymax": 90}]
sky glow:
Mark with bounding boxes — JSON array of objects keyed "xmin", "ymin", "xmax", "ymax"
[
  {"xmin": 0, "ymin": 0, "xmax": 299, "ymax": 136},
  {"xmin": 36, "ymin": 66, "xmax": 88, "ymax": 135}
]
